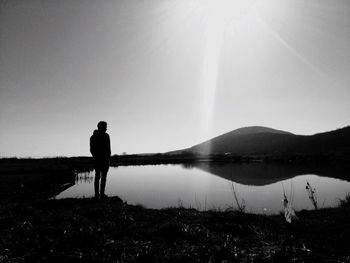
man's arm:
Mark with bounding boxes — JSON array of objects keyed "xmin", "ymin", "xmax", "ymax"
[
  {"xmin": 107, "ymin": 134, "xmax": 111, "ymax": 157},
  {"xmin": 90, "ymin": 136, "xmax": 96, "ymax": 157}
]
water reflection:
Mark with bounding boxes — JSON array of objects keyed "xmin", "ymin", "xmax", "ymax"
[
  {"xmin": 194, "ymin": 163, "xmax": 350, "ymax": 186},
  {"xmin": 55, "ymin": 163, "xmax": 350, "ymax": 214}
]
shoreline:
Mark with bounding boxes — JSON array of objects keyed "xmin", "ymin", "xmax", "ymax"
[{"xmin": 1, "ymin": 157, "xmax": 350, "ymax": 261}]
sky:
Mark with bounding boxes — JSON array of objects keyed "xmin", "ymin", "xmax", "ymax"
[{"xmin": 0, "ymin": 0, "xmax": 350, "ymax": 157}]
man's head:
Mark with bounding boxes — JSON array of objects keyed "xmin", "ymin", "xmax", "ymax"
[{"xmin": 97, "ymin": 121, "xmax": 107, "ymax": 132}]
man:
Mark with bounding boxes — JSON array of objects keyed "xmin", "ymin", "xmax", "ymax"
[{"xmin": 90, "ymin": 121, "xmax": 111, "ymax": 199}]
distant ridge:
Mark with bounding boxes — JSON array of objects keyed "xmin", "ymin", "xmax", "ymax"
[{"xmin": 167, "ymin": 126, "xmax": 350, "ymax": 158}]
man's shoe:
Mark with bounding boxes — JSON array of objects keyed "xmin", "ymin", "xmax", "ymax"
[{"xmin": 100, "ymin": 193, "xmax": 108, "ymax": 200}]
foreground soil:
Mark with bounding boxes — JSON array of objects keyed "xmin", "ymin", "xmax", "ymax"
[{"xmin": 1, "ymin": 197, "xmax": 349, "ymax": 263}]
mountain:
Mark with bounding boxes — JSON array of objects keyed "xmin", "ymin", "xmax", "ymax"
[{"xmin": 168, "ymin": 126, "xmax": 350, "ymax": 157}]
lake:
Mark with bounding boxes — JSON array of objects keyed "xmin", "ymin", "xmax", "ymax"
[{"xmin": 55, "ymin": 163, "xmax": 350, "ymax": 214}]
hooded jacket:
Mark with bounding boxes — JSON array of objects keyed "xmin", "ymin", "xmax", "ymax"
[{"xmin": 90, "ymin": 129, "xmax": 111, "ymax": 159}]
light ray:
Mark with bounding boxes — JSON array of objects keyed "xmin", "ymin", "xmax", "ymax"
[
  {"xmin": 197, "ymin": 0, "xmax": 257, "ymax": 148},
  {"xmin": 199, "ymin": 22, "xmax": 225, "ymax": 138},
  {"xmin": 255, "ymin": 14, "xmax": 329, "ymax": 81}
]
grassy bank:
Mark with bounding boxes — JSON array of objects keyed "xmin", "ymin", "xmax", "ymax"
[{"xmin": 1, "ymin": 197, "xmax": 350, "ymax": 262}]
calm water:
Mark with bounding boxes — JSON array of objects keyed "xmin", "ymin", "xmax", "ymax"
[{"xmin": 55, "ymin": 163, "xmax": 350, "ymax": 214}]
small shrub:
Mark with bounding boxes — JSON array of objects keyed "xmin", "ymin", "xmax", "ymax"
[
  {"xmin": 339, "ymin": 193, "xmax": 350, "ymax": 208},
  {"xmin": 306, "ymin": 181, "xmax": 318, "ymax": 210},
  {"xmin": 231, "ymin": 183, "xmax": 245, "ymax": 213}
]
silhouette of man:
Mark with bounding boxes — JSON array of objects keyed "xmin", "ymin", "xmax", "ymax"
[{"xmin": 90, "ymin": 121, "xmax": 111, "ymax": 199}]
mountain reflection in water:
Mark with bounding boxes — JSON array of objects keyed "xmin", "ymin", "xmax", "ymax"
[
  {"xmin": 55, "ymin": 163, "xmax": 350, "ymax": 214},
  {"xmin": 192, "ymin": 163, "xmax": 350, "ymax": 186}
]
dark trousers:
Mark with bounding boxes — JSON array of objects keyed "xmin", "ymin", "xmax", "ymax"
[{"xmin": 94, "ymin": 159, "xmax": 109, "ymax": 197}]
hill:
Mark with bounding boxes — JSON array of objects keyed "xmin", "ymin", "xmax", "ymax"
[{"xmin": 168, "ymin": 126, "xmax": 350, "ymax": 158}]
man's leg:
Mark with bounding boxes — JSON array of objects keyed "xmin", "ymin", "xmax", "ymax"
[
  {"xmin": 100, "ymin": 164, "xmax": 109, "ymax": 198},
  {"xmin": 94, "ymin": 169, "xmax": 101, "ymax": 198}
]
